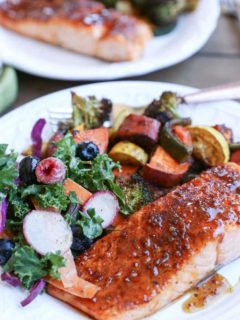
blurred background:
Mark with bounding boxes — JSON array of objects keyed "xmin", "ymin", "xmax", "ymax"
[{"xmin": 0, "ymin": 0, "xmax": 239, "ymax": 114}]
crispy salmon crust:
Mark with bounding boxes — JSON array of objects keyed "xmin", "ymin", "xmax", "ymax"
[
  {"xmin": 0, "ymin": 0, "xmax": 152, "ymax": 61},
  {"xmin": 48, "ymin": 163, "xmax": 240, "ymax": 320}
]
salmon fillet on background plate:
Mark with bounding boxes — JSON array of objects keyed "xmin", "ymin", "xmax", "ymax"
[
  {"xmin": 48, "ymin": 162, "xmax": 240, "ymax": 320},
  {"xmin": 0, "ymin": 0, "xmax": 152, "ymax": 62}
]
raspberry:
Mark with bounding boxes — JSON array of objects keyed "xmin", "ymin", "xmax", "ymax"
[{"xmin": 35, "ymin": 157, "xmax": 66, "ymax": 184}]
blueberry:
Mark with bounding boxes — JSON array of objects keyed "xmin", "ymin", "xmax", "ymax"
[
  {"xmin": 0, "ymin": 239, "xmax": 15, "ymax": 266},
  {"xmin": 71, "ymin": 225, "xmax": 93, "ymax": 254},
  {"xmin": 76, "ymin": 142, "xmax": 99, "ymax": 161},
  {"xmin": 19, "ymin": 156, "xmax": 40, "ymax": 185}
]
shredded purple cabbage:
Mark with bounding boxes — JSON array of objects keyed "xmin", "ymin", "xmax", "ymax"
[
  {"xmin": 66, "ymin": 203, "xmax": 80, "ymax": 222},
  {"xmin": 1, "ymin": 272, "xmax": 21, "ymax": 287},
  {"xmin": 21, "ymin": 279, "xmax": 46, "ymax": 307},
  {"xmin": 0, "ymin": 198, "xmax": 8, "ymax": 233},
  {"xmin": 31, "ymin": 119, "xmax": 46, "ymax": 159},
  {"xmin": 14, "ymin": 176, "xmax": 21, "ymax": 187}
]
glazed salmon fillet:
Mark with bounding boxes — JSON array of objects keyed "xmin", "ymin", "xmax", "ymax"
[
  {"xmin": 48, "ymin": 163, "xmax": 240, "ymax": 320},
  {"xmin": 0, "ymin": 0, "xmax": 152, "ymax": 61}
]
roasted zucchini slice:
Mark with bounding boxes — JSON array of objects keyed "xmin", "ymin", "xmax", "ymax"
[
  {"xmin": 109, "ymin": 141, "xmax": 148, "ymax": 167},
  {"xmin": 113, "ymin": 107, "xmax": 132, "ymax": 132},
  {"xmin": 188, "ymin": 126, "xmax": 230, "ymax": 166}
]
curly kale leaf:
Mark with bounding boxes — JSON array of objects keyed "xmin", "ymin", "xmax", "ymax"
[
  {"xmin": 6, "ymin": 189, "xmax": 30, "ymax": 231},
  {"xmin": 54, "ymin": 134, "xmax": 128, "ymax": 214},
  {"xmin": 4, "ymin": 245, "xmax": 65, "ymax": 289},
  {"xmin": 53, "ymin": 132, "xmax": 77, "ymax": 168},
  {"xmin": 0, "ymin": 144, "xmax": 18, "ymax": 201},
  {"xmin": 21, "ymin": 183, "xmax": 70, "ymax": 212}
]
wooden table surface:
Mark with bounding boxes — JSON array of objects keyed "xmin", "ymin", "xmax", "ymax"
[{"xmin": 6, "ymin": 14, "xmax": 240, "ymax": 114}]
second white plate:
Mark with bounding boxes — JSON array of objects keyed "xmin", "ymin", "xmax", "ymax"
[{"xmin": 0, "ymin": 0, "xmax": 220, "ymax": 80}]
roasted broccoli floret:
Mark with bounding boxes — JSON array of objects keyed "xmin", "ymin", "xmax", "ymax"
[
  {"xmin": 184, "ymin": 0, "xmax": 199, "ymax": 12},
  {"xmin": 120, "ymin": 174, "xmax": 153, "ymax": 213},
  {"xmin": 98, "ymin": 0, "xmax": 199, "ymax": 35},
  {"xmin": 144, "ymin": 91, "xmax": 181, "ymax": 124},
  {"xmin": 72, "ymin": 93, "xmax": 112, "ymax": 129},
  {"xmin": 100, "ymin": 0, "xmax": 118, "ymax": 7},
  {"xmin": 131, "ymin": 0, "xmax": 185, "ymax": 26}
]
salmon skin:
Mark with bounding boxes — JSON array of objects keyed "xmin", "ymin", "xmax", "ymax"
[
  {"xmin": 0, "ymin": 0, "xmax": 152, "ymax": 62},
  {"xmin": 48, "ymin": 163, "xmax": 240, "ymax": 320}
]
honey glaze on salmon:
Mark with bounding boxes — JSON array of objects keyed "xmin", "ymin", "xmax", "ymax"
[
  {"xmin": 183, "ymin": 273, "xmax": 232, "ymax": 313},
  {"xmin": 48, "ymin": 163, "xmax": 240, "ymax": 320},
  {"xmin": 0, "ymin": 0, "xmax": 105, "ymax": 21},
  {"xmin": 0, "ymin": 0, "xmax": 142, "ymax": 38}
]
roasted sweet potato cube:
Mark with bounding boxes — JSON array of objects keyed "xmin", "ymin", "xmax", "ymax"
[
  {"xmin": 116, "ymin": 114, "xmax": 161, "ymax": 150},
  {"xmin": 73, "ymin": 128, "xmax": 109, "ymax": 153},
  {"xmin": 141, "ymin": 146, "xmax": 190, "ymax": 187}
]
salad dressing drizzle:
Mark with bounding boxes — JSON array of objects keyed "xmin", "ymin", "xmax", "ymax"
[{"xmin": 183, "ymin": 273, "xmax": 232, "ymax": 313}]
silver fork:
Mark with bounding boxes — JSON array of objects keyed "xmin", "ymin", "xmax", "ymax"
[
  {"xmin": 221, "ymin": 0, "xmax": 240, "ymax": 20},
  {"xmin": 48, "ymin": 81, "xmax": 240, "ymax": 132}
]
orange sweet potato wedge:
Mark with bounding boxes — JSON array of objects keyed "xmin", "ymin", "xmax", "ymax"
[
  {"xmin": 64, "ymin": 178, "xmax": 92, "ymax": 204},
  {"xmin": 116, "ymin": 114, "xmax": 161, "ymax": 151},
  {"xmin": 73, "ymin": 128, "xmax": 109, "ymax": 153},
  {"xmin": 231, "ymin": 150, "xmax": 240, "ymax": 165},
  {"xmin": 113, "ymin": 165, "xmax": 138, "ymax": 178},
  {"xmin": 141, "ymin": 146, "xmax": 190, "ymax": 187}
]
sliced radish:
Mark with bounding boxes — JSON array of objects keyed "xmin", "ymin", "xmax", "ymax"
[
  {"xmin": 82, "ymin": 191, "xmax": 119, "ymax": 229},
  {"xmin": 23, "ymin": 210, "xmax": 72, "ymax": 255},
  {"xmin": 23, "ymin": 210, "xmax": 99, "ymax": 297},
  {"xmin": 64, "ymin": 178, "xmax": 92, "ymax": 204}
]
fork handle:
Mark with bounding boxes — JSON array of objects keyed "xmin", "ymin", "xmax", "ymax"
[{"xmin": 182, "ymin": 82, "xmax": 240, "ymax": 104}]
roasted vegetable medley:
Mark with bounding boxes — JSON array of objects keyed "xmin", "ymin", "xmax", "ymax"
[
  {"xmin": 99, "ymin": 0, "xmax": 200, "ymax": 34},
  {"xmin": 0, "ymin": 89, "xmax": 239, "ymax": 306}
]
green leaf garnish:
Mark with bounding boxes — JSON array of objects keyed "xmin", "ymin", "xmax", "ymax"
[
  {"xmin": 77, "ymin": 208, "xmax": 104, "ymax": 240},
  {"xmin": 21, "ymin": 184, "xmax": 70, "ymax": 212},
  {"xmin": 0, "ymin": 144, "xmax": 18, "ymax": 201},
  {"xmin": 54, "ymin": 134, "xmax": 129, "ymax": 214},
  {"xmin": 4, "ymin": 245, "xmax": 65, "ymax": 289}
]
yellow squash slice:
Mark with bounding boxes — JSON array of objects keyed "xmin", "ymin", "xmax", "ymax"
[
  {"xmin": 113, "ymin": 106, "xmax": 133, "ymax": 132},
  {"xmin": 109, "ymin": 141, "xmax": 148, "ymax": 167},
  {"xmin": 187, "ymin": 126, "xmax": 230, "ymax": 166},
  {"xmin": 73, "ymin": 123, "xmax": 85, "ymax": 132}
]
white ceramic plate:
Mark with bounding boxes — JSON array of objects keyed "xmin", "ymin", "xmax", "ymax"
[
  {"xmin": 0, "ymin": 0, "xmax": 220, "ymax": 80},
  {"xmin": 1, "ymin": 81, "xmax": 240, "ymax": 320}
]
